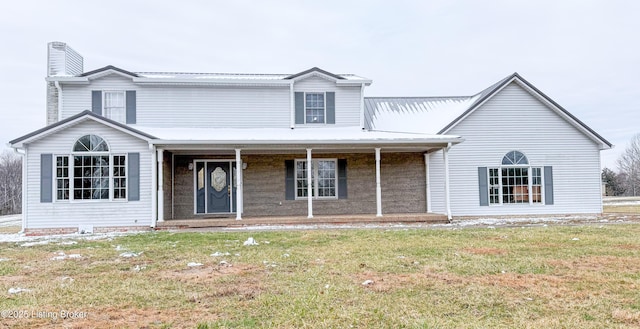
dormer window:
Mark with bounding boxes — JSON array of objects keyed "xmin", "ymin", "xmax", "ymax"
[{"xmin": 305, "ymin": 93, "xmax": 325, "ymax": 124}]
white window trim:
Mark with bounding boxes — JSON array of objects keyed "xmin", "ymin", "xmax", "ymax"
[
  {"xmin": 304, "ymin": 92, "xmax": 326, "ymax": 124},
  {"xmin": 54, "ymin": 153, "xmax": 128, "ymax": 203},
  {"xmin": 111, "ymin": 154, "xmax": 128, "ymax": 201},
  {"xmin": 487, "ymin": 165, "xmax": 545, "ymax": 206},
  {"xmin": 102, "ymin": 90, "xmax": 126, "ymax": 123},
  {"xmin": 54, "ymin": 155, "xmax": 70, "ymax": 202},
  {"xmin": 294, "ymin": 158, "xmax": 338, "ymax": 200}
]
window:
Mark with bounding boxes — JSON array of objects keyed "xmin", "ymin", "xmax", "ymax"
[
  {"xmin": 103, "ymin": 91, "xmax": 126, "ymax": 123},
  {"xmin": 55, "ymin": 135, "xmax": 127, "ymax": 201},
  {"xmin": 305, "ymin": 93, "xmax": 325, "ymax": 124},
  {"xmin": 113, "ymin": 155, "xmax": 127, "ymax": 199},
  {"xmin": 56, "ymin": 156, "xmax": 69, "ymax": 200},
  {"xmin": 487, "ymin": 151, "xmax": 543, "ymax": 205},
  {"xmin": 295, "ymin": 159, "xmax": 337, "ymax": 199}
]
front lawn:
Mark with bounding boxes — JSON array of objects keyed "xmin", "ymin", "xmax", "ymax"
[{"xmin": 1, "ymin": 224, "xmax": 640, "ymax": 328}]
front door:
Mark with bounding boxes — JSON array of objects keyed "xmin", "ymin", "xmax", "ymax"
[
  {"xmin": 195, "ymin": 161, "xmax": 236, "ymax": 214},
  {"xmin": 207, "ymin": 162, "xmax": 230, "ymax": 213}
]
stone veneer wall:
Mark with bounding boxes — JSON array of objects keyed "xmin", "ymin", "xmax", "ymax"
[{"xmin": 169, "ymin": 152, "xmax": 426, "ymax": 219}]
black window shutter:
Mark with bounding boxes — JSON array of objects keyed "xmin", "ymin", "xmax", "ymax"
[
  {"xmin": 128, "ymin": 153, "xmax": 140, "ymax": 201},
  {"xmin": 544, "ymin": 166, "xmax": 554, "ymax": 205},
  {"xmin": 126, "ymin": 90, "xmax": 136, "ymax": 124},
  {"xmin": 478, "ymin": 167, "xmax": 489, "ymax": 206},
  {"xmin": 338, "ymin": 159, "xmax": 347, "ymax": 199},
  {"xmin": 41, "ymin": 154, "xmax": 53, "ymax": 203},
  {"xmin": 91, "ymin": 90, "xmax": 102, "ymax": 115},
  {"xmin": 294, "ymin": 92, "xmax": 304, "ymax": 124},
  {"xmin": 285, "ymin": 160, "xmax": 295, "ymax": 200},
  {"xmin": 326, "ymin": 92, "xmax": 335, "ymax": 124}
]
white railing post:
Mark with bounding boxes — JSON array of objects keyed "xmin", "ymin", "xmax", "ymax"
[{"xmin": 307, "ymin": 148, "xmax": 313, "ymax": 218}]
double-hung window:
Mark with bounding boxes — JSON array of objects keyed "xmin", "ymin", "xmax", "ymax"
[
  {"xmin": 305, "ymin": 93, "xmax": 325, "ymax": 124},
  {"xmin": 55, "ymin": 134, "xmax": 127, "ymax": 201},
  {"xmin": 295, "ymin": 159, "xmax": 337, "ymax": 199},
  {"xmin": 103, "ymin": 91, "xmax": 126, "ymax": 123}
]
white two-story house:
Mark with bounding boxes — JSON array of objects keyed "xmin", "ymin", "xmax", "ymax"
[{"xmin": 9, "ymin": 42, "xmax": 611, "ymax": 234}]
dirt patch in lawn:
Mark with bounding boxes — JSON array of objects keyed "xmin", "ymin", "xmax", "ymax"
[
  {"xmin": 547, "ymin": 255, "xmax": 640, "ymax": 272},
  {"xmin": 159, "ymin": 263, "xmax": 263, "ymax": 283}
]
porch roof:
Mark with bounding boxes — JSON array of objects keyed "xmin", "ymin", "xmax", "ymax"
[{"xmin": 137, "ymin": 125, "xmax": 463, "ymax": 151}]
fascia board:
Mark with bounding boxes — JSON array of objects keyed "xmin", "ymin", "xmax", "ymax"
[
  {"xmin": 45, "ymin": 76, "xmax": 89, "ymax": 84},
  {"xmin": 336, "ymin": 79, "xmax": 373, "ymax": 86}
]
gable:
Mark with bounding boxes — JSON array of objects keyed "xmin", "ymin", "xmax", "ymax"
[
  {"xmin": 10, "ymin": 111, "xmax": 154, "ymax": 149},
  {"xmin": 448, "ymin": 82, "xmax": 601, "ymax": 149},
  {"xmin": 285, "ymin": 67, "xmax": 345, "ymax": 81},
  {"xmin": 293, "ymin": 75, "xmax": 339, "ymax": 90},
  {"xmin": 440, "ymin": 75, "xmax": 611, "ymax": 150},
  {"xmin": 80, "ymin": 65, "xmax": 139, "ymax": 79},
  {"xmin": 25, "ymin": 119, "xmax": 150, "ymax": 154}
]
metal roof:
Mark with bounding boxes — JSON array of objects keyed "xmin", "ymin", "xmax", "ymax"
[{"xmin": 364, "ymin": 73, "xmax": 612, "ymax": 149}]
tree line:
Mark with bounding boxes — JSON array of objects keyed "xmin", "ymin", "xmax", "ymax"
[
  {"xmin": 0, "ymin": 150, "xmax": 22, "ymax": 215},
  {"xmin": 603, "ymin": 133, "xmax": 640, "ymax": 196}
]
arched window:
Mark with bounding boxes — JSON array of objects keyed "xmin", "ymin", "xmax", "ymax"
[
  {"xmin": 487, "ymin": 151, "xmax": 542, "ymax": 205},
  {"xmin": 55, "ymin": 135, "xmax": 126, "ymax": 201},
  {"xmin": 501, "ymin": 151, "xmax": 528, "ymax": 165},
  {"xmin": 73, "ymin": 135, "xmax": 109, "ymax": 152}
]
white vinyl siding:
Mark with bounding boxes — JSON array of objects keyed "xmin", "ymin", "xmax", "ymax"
[
  {"xmin": 61, "ymin": 75, "xmax": 291, "ymax": 128},
  {"xmin": 429, "ymin": 82, "xmax": 603, "ymax": 216},
  {"xmin": 294, "ymin": 76, "xmax": 361, "ymax": 126},
  {"xmin": 24, "ymin": 120, "xmax": 152, "ymax": 229},
  {"xmin": 61, "ymin": 75, "xmax": 136, "ymax": 119},
  {"xmin": 59, "ymin": 73, "xmax": 363, "ymax": 128}
]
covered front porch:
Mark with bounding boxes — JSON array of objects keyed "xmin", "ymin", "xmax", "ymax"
[{"xmin": 143, "ymin": 127, "xmax": 462, "ymax": 227}]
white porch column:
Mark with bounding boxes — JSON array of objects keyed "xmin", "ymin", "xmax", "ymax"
[
  {"xmin": 443, "ymin": 144, "xmax": 452, "ymax": 221},
  {"xmin": 235, "ymin": 149, "xmax": 243, "ymax": 220},
  {"xmin": 151, "ymin": 146, "xmax": 157, "ymax": 227},
  {"xmin": 306, "ymin": 148, "xmax": 313, "ymax": 218},
  {"xmin": 425, "ymin": 153, "xmax": 432, "ymax": 213},
  {"xmin": 375, "ymin": 148, "xmax": 382, "ymax": 217},
  {"xmin": 157, "ymin": 149, "xmax": 164, "ymax": 222}
]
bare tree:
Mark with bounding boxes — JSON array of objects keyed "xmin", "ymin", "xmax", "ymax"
[
  {"xmin": 602, "ymin": 167, "xmax": 626, "ymax": 196},
  {"xmin": 0, "ymin": 150, "xmax": 22, "ymax": 215},
  {"xmin": 617, "ymin": 134, "xmax": 640, "ymax": 196}
]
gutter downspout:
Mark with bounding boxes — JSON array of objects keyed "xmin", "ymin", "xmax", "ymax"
[
  {"xmin": 360, "ymin": 83, "xmax": 365, "ymax": 130},
  {"xmin": 290, "ymin": 81, "xmax": 295, "ymax": 129},
  {"xmin": 443, "ymin": 143, "xmax": 452, "ymax": 222},
  {"xmin": 54, "ymin": 81, "xmax": 62, "ymax": 122},
  {"xmin": 14, "ymin": 147, "xmax": 26, "ymax": 233}
]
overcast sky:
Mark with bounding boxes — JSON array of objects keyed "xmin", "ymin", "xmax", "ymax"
[{"xmin": 1, "ymin": 0, "xmax": 637, "ymax": 169}]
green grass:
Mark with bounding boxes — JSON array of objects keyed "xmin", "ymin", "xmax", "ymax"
[{"xmin": 2, "ymin": 225, "xmax": 640, "ymax": 328}]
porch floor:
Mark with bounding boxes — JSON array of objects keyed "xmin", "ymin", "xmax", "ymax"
[{"xmin": 156, "ymin": 213, "xmax": 449, "ymax": 230}]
